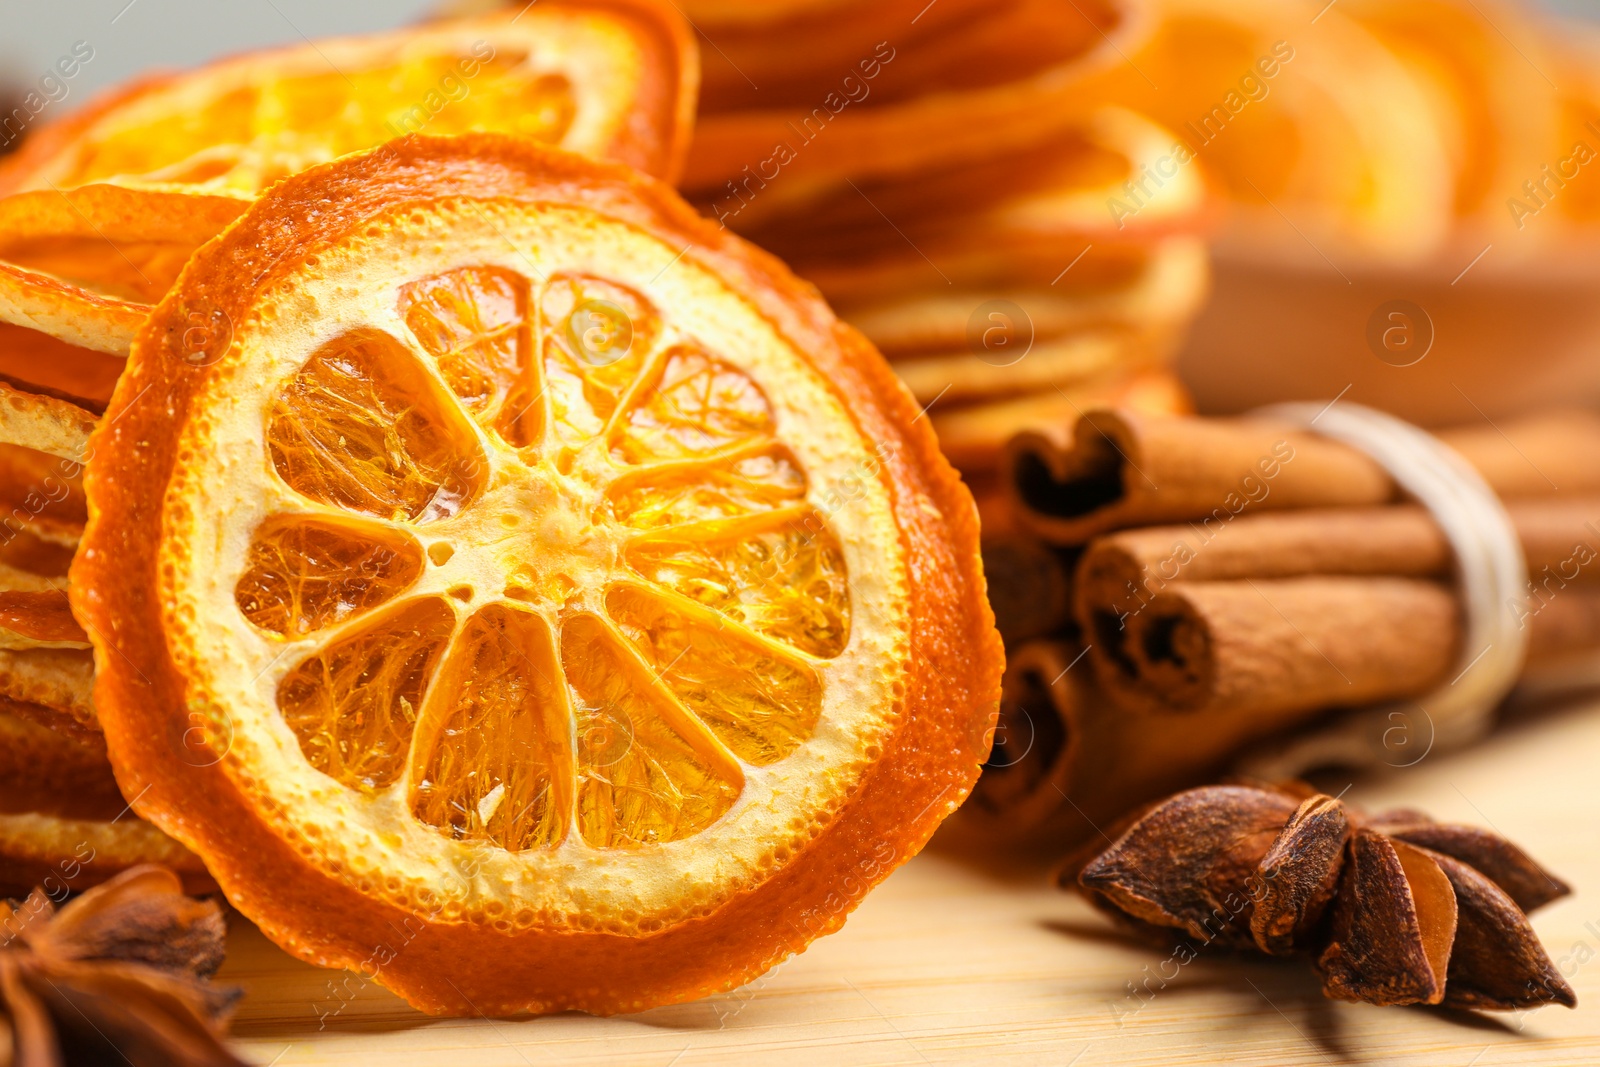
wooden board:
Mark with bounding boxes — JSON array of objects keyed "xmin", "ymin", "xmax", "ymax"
[{"xmin": 222, "ymin": 699, "xmax": 1600, "ymax": 1066}]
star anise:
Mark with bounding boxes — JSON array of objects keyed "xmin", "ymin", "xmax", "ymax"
[
  {"xmin": 0, "ymin": 864, "xmax": 250, "ymax": 1066},
  {"xmin": 1065, "ymin": 782, "xmax": 1577, "ymax": 1011}
]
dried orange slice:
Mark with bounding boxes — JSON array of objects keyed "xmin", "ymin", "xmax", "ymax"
[
  {"xmin": 0, "ymin": 700, "xmax": 211, "ymax": 896},
  {"xmin": 0, "ymin": 384, "xmax": 97, "ymax": 732},
  {"xmin": 682, "ymin": 0, "xmax": 1139, "ymax": 211},
  {"xmin": 1066, "ymin": 0, "xmax": 1454, "ymax": 260},
  {"xmin": 75, "ymin": 135, "xmax": 1000, "ymax": 1015},
  {"xmin": 0, "ymin": 184, "xmax": 250, "ymax": 411},
  {"xmin": 0, "ymin": 184, "xmax": 248, "ymax": 305},
  {"xmin": 870, "ymin": 239, "xmax": 1203, "ymax": 406},
  {"xmin": 0, "ymin": 261, "xmax": 142, "ymax": 412},
  {"xmin": 753, "ymin": 109, "xmax": 1209, "ymax": 308},
  {"xmin": 0, "ymin": 1, "xmax": 696, "ymax": 197},
  {"xmin": 0, "ymin": 259, "xmax": 144, "ymax": 356}
]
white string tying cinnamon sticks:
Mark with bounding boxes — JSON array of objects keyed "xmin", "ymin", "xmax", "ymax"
[{"xmin": 1237, "ymin": 400, "xmax": 1530, "ymax": 776}]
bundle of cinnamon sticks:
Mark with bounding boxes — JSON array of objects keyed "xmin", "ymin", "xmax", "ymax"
[{"xmin": 961, "ymin": 406, "xmax": 1600, "ymax": 844}]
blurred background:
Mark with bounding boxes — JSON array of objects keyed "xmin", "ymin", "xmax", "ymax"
[{"xmin": 0, "ymin": 1, "xmax": 436, "ymax": 97}]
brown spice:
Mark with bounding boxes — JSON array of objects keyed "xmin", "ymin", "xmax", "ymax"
[
  {"xmin": 1067, "ymin": 783, "xmax": 1577, "ymax": 1011},
  {"xmin": 1085, "ymin": 576, "xmax": 1461, "ymax": 719},
  {"xmin": 0, "ymin": 864, "xmax": 247, "ymax": 1066},
  {"xmin": 981, "ymin": 533, "xmax": 1077, "ymax": 647},
  {"xmin": 1005, "ymin": 407, "xmax": 1600, "ymax": 546}
]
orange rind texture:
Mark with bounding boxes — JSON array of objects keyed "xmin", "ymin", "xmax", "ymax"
[
  {"xmin": 75, "ymin": 134, "xmax": 1002, "ymax": 1016},
  {"xmin": 0, "ymin": 0, "xmax": 697, "ymax": 197}
]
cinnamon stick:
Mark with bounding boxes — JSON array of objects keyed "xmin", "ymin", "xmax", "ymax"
[
  {"xmin": 982, "ymin": 533, "xmax": 1077, "ymax": 645},
  {"xmin": 966, "ymin": 409, "xmax": 1600, "ymax": 841},
  {"xmin": 1523, "ymin": 586, "xmax": 1600, "ymax": 664},
  {"xmin": 1505, "ymin": 497, "xmax": 1600, "ymax": 581},
  {"xmin": 1078, "ymin": 574, "xmax": 1600, "ymax": 727},
  {"xmin": 1006, "ymin": 408, "xmax": 1600, "ymax": 545},
  {"xmin": 959, "ymin": 640, "xmax": 1312, "ymax": 842},
  {"xmin": 1082, "ymin": 577, "xmax": 1461, "ymax": 720},
  {"xmin": 928, "ymin": 367, "xmax": 1191, "ymax": 473},
  {"xmin": 1077, "ymin": 498, "xmax": 1600, "ymax": 623},
  {"xmin": 963, "ymin": 641, "xmax": 1080, "ymax": 835},
  {"xmin": 1442, "ymin": 412, "xmax": 1600, "ymax": 500},
  {"xmin": 964, "ymin": 589, "xmax": 1600, "ymax": 844}
]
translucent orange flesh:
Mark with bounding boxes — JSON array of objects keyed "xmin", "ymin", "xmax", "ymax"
[
  {"xmin": 242, "ymin": 267, "xmax": 853, "ymax": 850},
  {"xmin": 409, "ymin": 604, "xmax": 572, "ymax": 851},
  {"xmin": 61, "ymin": 58, "xmax": 575, "ymax": 193},
  {"xmin": 402, "ymin": 267, "xmax": 540, "ymax": 448},
  {"xmin": 236, "ymin": 518, "xmax": 424, "ymax": 637},
  {"xmin": 541, "ymin": 274, "xmax": 661, "ymax": 445},
  {"xmin": 606, "ymin": 586, "xmax": 821, "ymax": 766},
  {"xmin": 617, "ymin": 347, "xmax": 777, "ymax": 462},
  {"xmin": 563, "ymin": 614, "xmax": 742, "ymax": 848},
  {"xmin": 628, "ymin": 517, "xmax": 852, "ymax": 659},
  {"xmin": 276, "ymin": 598, "xmax": 455, "ymax": 792},
  {"xmin": 604, "ymin": 448, "xmax": 807, "ymax": 529},
  {"xmin": 265, "ymin": 330, "xmax": 482, "ymax": 523}
]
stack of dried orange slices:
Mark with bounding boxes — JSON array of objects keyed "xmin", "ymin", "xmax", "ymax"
[
  {"xmin": 0, "ymin": 0, "xmax": 703, "ymax": 903},
  {"xmin": 0, "ymin": 380, "xmax": 214, "ymax": 896},
  {"xmin": 0, "ymin": 187, "xmax": 232, "ymax": 894},
  {"xmin": 0, "ymin": 0, "xmax": 1000, "ymax": 1020}
]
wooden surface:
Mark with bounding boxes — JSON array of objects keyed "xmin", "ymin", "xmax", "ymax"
[{"xmin": 221, "ymin": 699, "xmax": 1600, "ymax": 1066}]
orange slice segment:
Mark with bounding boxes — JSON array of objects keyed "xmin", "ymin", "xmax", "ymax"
[
  {"xmin": 409, "ymin": 602, "xmax": 574, "ymax": 852},
  {"xmin": 75, "ymin": 135, "xmax": 1000, "ymax": 1016},
  {"xmin": 626, "ymin": 511, "xmax": 851, "ymax": 657},
  {"xmin": 0, "ymin": 1, "xmax": 696, "ymax": 197},
  {"xmin": 265, "ymin": 329, "xmax": 484, "ymax": 523},
  {"xmin": 234, "ymin": 517, "xmax": 426, "ymax": 639},
  {"xmin": 561, "ymin": 612, "xmax": 744, "ymax": 849},
  {"xmin": 606, "ymin": 584, "xmax": 822, "ymax": 765},
  {"xmin": 275, "ymin": 598, "xmax": 458, "ymax": 793}
]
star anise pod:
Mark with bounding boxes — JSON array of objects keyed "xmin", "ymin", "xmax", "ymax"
[
  {"xmin": 1065, "ymin": 782, "xmax": 1577, "ymax": 1011},
  {"xmin": 0, "ymin": 864, "xmax": 250, "ymax": 1066}
]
